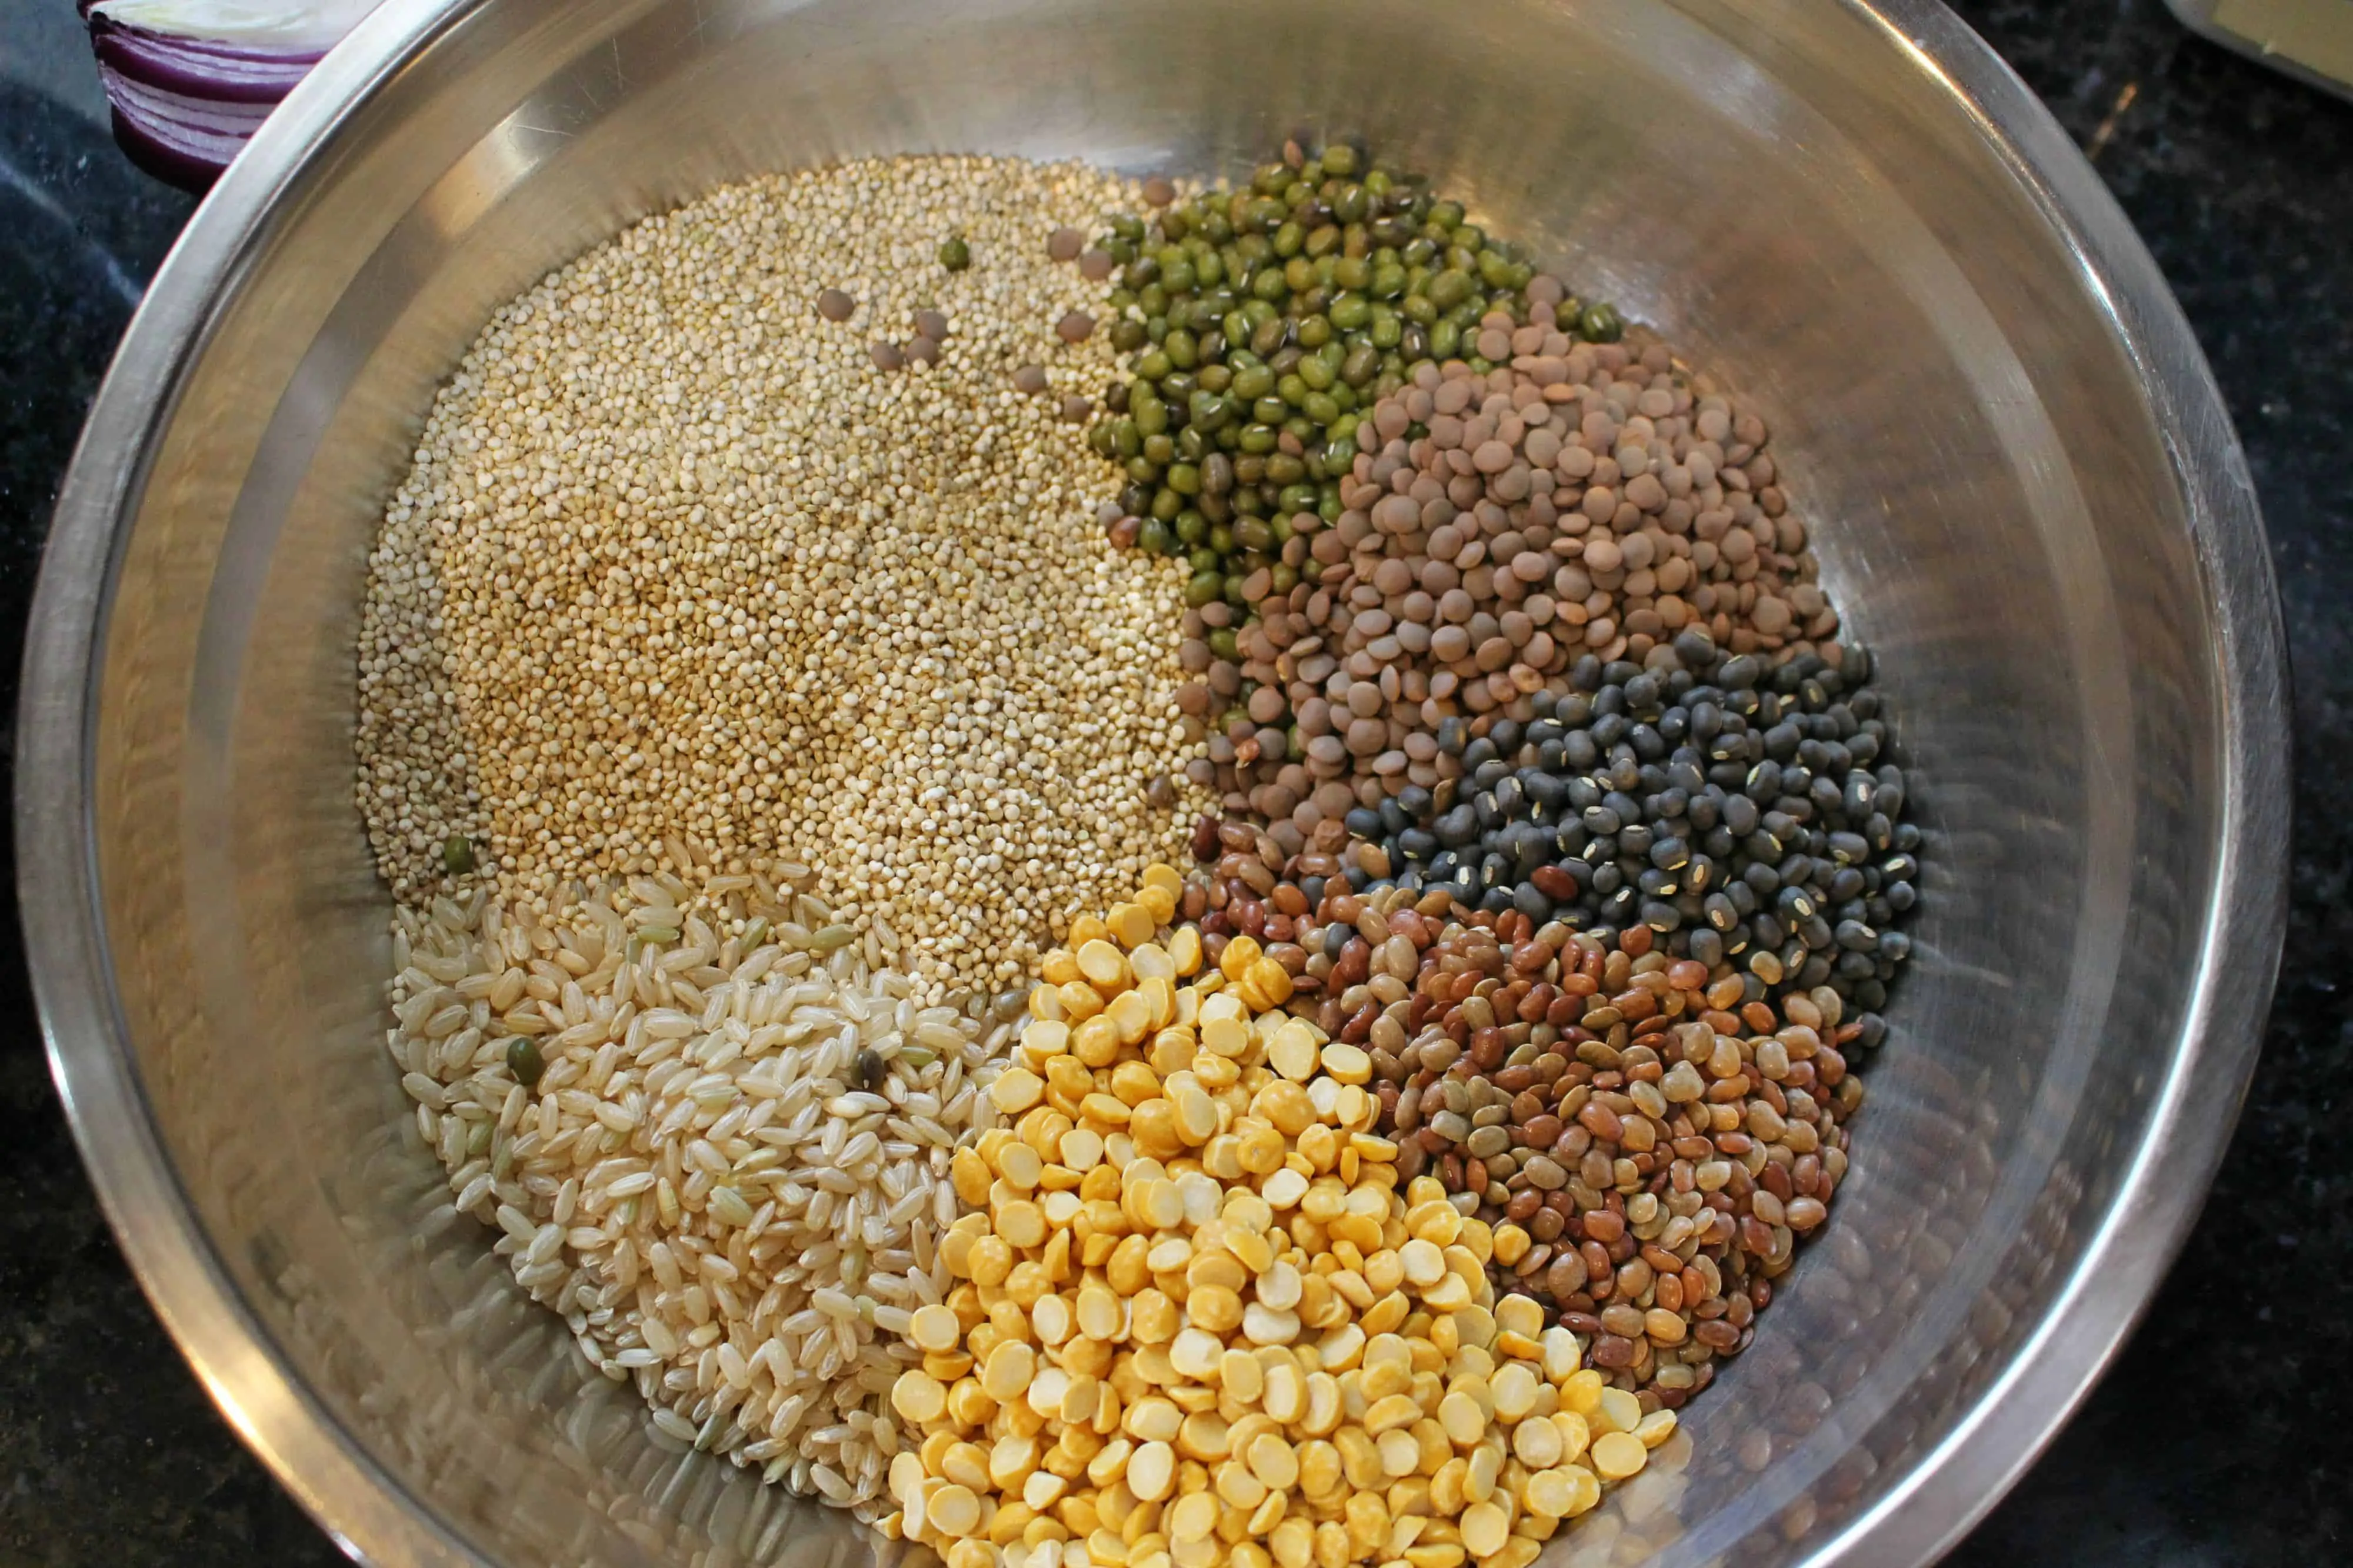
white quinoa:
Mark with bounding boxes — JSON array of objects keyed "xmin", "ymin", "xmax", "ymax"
[{"xmin": 358, "ymin": 155, "xmax": 1205, "ymax": 1000}]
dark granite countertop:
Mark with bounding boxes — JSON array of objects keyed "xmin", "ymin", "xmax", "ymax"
[{"xmin": 1, "ymin": 0, "xmax": 2345, "ymax": 1562}]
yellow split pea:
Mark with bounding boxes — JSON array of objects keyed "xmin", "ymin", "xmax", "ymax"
[{"xmin": 882, "ymin": 866, "xmax": 1662, "ymax": 1568}]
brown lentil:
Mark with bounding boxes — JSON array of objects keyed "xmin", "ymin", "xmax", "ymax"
[{"xmin": 1177, "ymin": 342, "xmax": 1837, "ymax": 825}]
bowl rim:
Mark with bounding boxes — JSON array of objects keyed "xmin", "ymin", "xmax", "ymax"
[{"xmin": 16, "ymin": 1, "xmax": 2289, "ymax": 1564}]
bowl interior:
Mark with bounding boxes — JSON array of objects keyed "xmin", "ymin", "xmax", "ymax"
[{"xmin": 65, "ymin": 0, "xmax": 2255, "ymax": 1563}]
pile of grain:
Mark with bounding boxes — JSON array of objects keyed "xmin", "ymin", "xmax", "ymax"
[
  {"xmin": 358, "ymin": 155, "xmax": 1206, "ymax": 1002},
  {"xmin": 389, "ymin": 871, "xmax": 1011, "ymax": 1516},
  {"xmin": 364, "ymin": 155, "xmax": 1228, "ymax": 1519}
]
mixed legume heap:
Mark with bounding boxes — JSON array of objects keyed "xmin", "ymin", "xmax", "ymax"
[
  {"xmin": 362, "ymin": 139, "xmax": 1925, "ymax": 1562},
  {"xmin": 888, "ymin": 882, "xmax": 1670, "ymax": 1568}
]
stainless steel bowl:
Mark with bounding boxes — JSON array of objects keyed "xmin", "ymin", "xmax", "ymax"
[{"xmin": 19, "ymin": 1, "xmax": 2288, "ymax": 1564}]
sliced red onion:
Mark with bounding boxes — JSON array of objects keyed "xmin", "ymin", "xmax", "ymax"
[
  {"xmin": 92, "ymin": 26, "xmax": 325, "ymax": 104},
  {"xmin": 97, "ymin": 62, "xmax": 274, "ymax": 188},
  {"xmin": 84, "ymin": 0, "xmax": 382, "ymax": 191}
]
